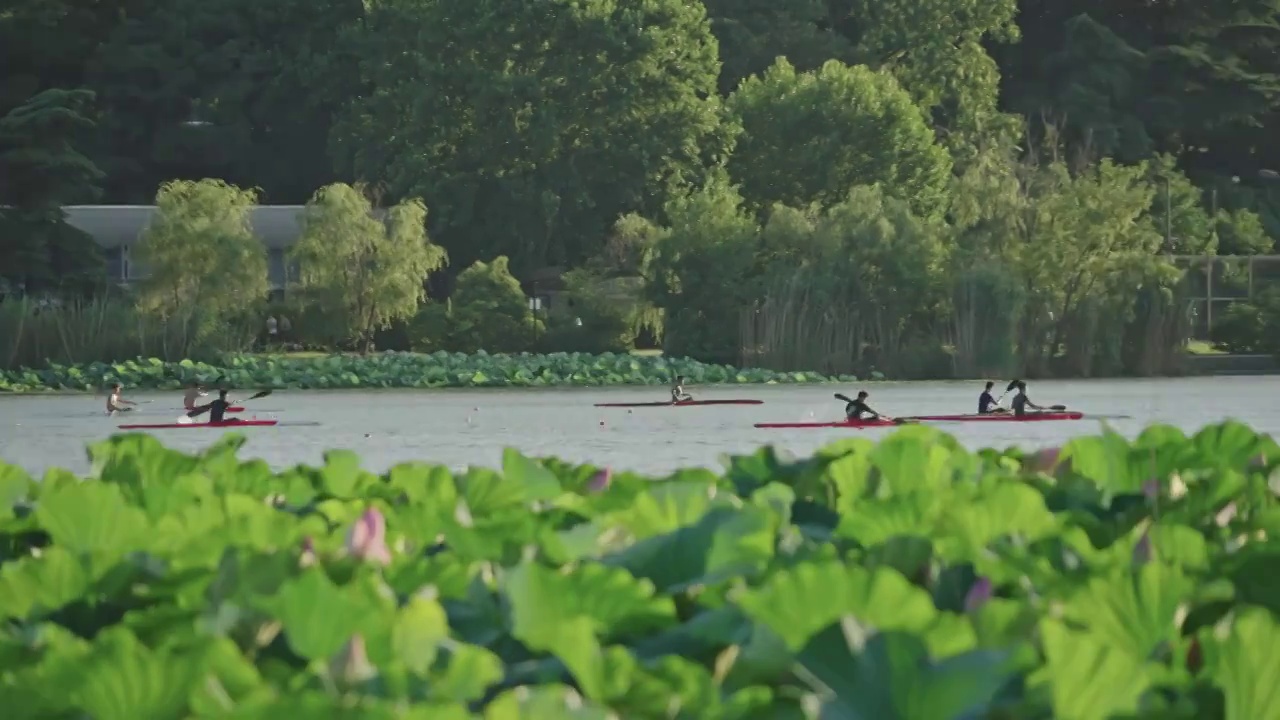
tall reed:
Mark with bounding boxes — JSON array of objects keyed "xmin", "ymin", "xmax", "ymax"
[{"xmin": 0, "ymin": 297, "xmax": 258, "ymax": 371}]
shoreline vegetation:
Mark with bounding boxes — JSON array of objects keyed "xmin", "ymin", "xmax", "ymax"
[
  {"xmin": 1, "ymin": 423, "xmax": 1276, "ymax": 716},
  {"xmin": 0, "ymin": 351, "xmax": 864, "ymax": 393}
]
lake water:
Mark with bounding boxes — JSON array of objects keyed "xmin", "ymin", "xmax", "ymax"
[{"xmin": 2, "ymin": 377, "xmax": 1277, "ymax": 477}]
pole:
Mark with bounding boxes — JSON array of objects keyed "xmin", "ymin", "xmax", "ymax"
[{"xmin": 1164, "ymin": 178, "xmax": 1171, "ymax": 252}]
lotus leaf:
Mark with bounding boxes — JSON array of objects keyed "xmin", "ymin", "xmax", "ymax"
[
  {"xmin": 1, "ymin": 421, "xmax": 1278, "ymax": 717},
  {"xmin": 0, "ymin": 351, "xmax": 860, "ymax": 391}
]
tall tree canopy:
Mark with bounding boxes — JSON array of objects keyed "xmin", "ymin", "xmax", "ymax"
[{"xmin": 333, "ymin": 0, "xmax": 730, "ymax": 273}]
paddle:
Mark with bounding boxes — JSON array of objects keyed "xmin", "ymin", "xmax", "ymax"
[{"xmin": 185, "ymin": 390, "xmax": 273, "ymax": 419}]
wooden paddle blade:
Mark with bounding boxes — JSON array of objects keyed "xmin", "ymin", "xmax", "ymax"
[
  {"xmin": 1050, "ymin": 404, "xmax": 1066, "ymax": 411},
  {"xmin": 834, "ymin": 393, "xmax": 852, "ymax": 402},
  {"xmin": 247, "ymin": 390, "xmax": 273, "ymax": 400},
  {"xmin": 186, "ymin": 406, "xmax": 211, "ymax": 418}
]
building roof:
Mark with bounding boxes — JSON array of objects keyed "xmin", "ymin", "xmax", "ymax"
[{"xmin": 64, "ymin": 205, "xmax": 306, "ymax": 249}]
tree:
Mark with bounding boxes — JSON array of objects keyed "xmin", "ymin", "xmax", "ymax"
[
  {"xmin": 86, "ymin": 0, "xmax": 361, "ymax": 203},
  {"xmin": 726, "ymin": 59, "xmax": 951, "ymax": 217},
  {"xmin": 134, "ymin": 179, "xmax": 267, "ymax": 351},
  {"xmin": 0, "ymin": 88, "xmax": 105, "ymax": 296},
  {"xmin": 332, "ymin": 0, "xmax": 730, "ymax": 272},
  {"xmin": 646, "ymin": 174, "xmax": 760, "ymax": 363},
  {"xmin": 701, "ymin": 0, "xmax": 854, "ymax": 93},
  {"xmin": 831, "ymin": 0, "xmax": 1020, "ymax": 130},
  {"xmin": 290, "ymin": 183, "xmax": 447, "ymax": 351}
]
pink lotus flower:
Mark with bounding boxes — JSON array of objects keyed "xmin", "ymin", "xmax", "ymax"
[
  {"xmin": 346, "ymin": 508, "xmax": 392, "ymax": 565},
  {"xmin": 1026, "ymin": 447, "xmax": 1061, "ymax": 474},
  {"xmin": 964, "ymin": 577, "xmax": 993, "ymax": 613},
  {"xmin": 587, "ymin": 468, "xmax": 612, "ymax": 493}
]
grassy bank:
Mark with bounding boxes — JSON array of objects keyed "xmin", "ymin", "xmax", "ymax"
[
  {"xmin": 0, "ymin": 350, "xmax": 859, "ymax": 392},
  {"xmin": 1, "ymin": 423, "xmax": 1276, "ymax": 716}
]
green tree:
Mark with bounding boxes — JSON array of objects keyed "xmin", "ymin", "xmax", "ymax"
[
  {"xmin": 832, "ymin": 0, "xmax": 1020, "ymax": 130},
  {"xmin": 0, "ymin": 88, "xmax": 105, "ymax": 296},
  {"xmin": 290, "ymin": 183, "xmax": 447, "ymax": 351},
  {"xmin": 726, "ymin": 59, "xmax": 951, "ymax": 217},
  {"xmin": 646, "ymin": 174, "xmax": 760, "ymax": 363},
  {"xmin": 701, "ymin": 0, "xmax": 854, "ymax": 93},
  {"xmin": 421, "ymin": 257, "xmax": 541, "ymax": 354},
  {"xmin": 87, "ymin": 0, "xmax": 360, "ymax": 203},
  {"xmin": 133, "ymin": 179, "xmax": 267, "ymax": 351},
  {"xmin": 333, "ymin": 0, "xmax": 731, "ymax": 272}
]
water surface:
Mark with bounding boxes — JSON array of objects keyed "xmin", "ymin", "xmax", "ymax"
[{"xmin": 1, "ymin": 377, "xmax": 1276, "ymax": 477}]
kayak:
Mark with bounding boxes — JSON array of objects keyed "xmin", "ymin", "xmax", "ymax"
[
  {"xmin": 903, "ymin": 411, "xmax": 1083, "ymax": 422},
  {"xmin": 755, "ymin": 418, "xmax": 906, "ymax": 429},
  {"xmin": 595, "ymin": 400, "xmax": 763, "ymax": 407},
  {"xmin": 754, "ymin": 411, "xmax": 1084, "ymax": 429},
  {"xmin": 119, "ymin": 420, "xmax": 279, "ymax": 429}
]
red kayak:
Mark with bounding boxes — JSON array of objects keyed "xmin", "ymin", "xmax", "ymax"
[
  {"xmin": 119, "ymin": 420, "xmax": 279, "ymax": 429},
  {"xmin": 755, "ymin": 418, "xmax": 905, "ymax": 429},
  {"xmin": 903, "ymin": 411, "xmax": 1082, "ymax": 422},
  {"xmin": 595, "ymin": 400, "xmax": 763, "ymax": 407}
]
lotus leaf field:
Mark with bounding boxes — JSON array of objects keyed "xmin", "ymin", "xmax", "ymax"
[
  {"xmin": 3, "ymin": 423, "xmax": 1280, "ymax": 719},
  {"xmin": 0, "ymin": 352, "xmax": 862, "ymax": 392}
]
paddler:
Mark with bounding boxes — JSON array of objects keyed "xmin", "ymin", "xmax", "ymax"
[
  {"xmin": 845, "ymin": 391, "xmax": 884, "ymax": 421},
  {"xmin": 671, "ymin": 375, "xmax": 692, "ymax": 403},
  {"xmin": 978, "ymin": 381, "xmax": 1007, "ymax": 414},
  {"xmin": 106, "ymin": 383, "xmax": 137, "ymax": 414},
  {"xmin": 194, "ymin": 389, "xmax": 241, "ymax": 423},
  {"xmin": 183, "ymin": 382, "xmax": 207, "ymax": 410},
  {"xmin": 1009, "ymin": 380, "xmax": 1047, "ymax": 417}
]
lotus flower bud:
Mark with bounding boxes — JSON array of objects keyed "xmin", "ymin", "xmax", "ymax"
[
  {"xmin": 1133, "ymin": 529, "xmax": 1153, "ymax": 565},
  {"xmin": 964, "ymin": 577, "xmax": 993, "ymax": 613},
  {"xmin": 330, "ymin": 634, "xmax": 376, "ymax": 685},
  {"xmin": 346, "ymin": 508, "xmax": 392, "ymax": 565},
  {"xmin": 1026, "ymin": 447, "xmax": 1061, "ymax": 474},
  {"xmin": 587, "ymin": 468, "xmax": 612, "ymax": 493}
]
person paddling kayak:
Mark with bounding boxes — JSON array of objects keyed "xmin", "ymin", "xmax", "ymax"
[
  {"xmin": 671, "ymin": 375, "xmax": 692, "ymax": 403},
  {"xmin": 978, "ymin": 381, "xmax": 1007, "ymax": 414},
  {"xmin": 183, "ymin": 382, "xmax": 208, "ymax": 410},
  {"xmin": 192, "ymin": 389, "xmax": 241, "ymax": 423},
  {"xmin": 106, "ymin": 384, "xmax": 137, "ymax": 414},
  {"xmin": 1010, "ymin": 380, "xmax": 1047, "ymax": 417},
  {"xmin": 845, "ymin": 391, "xmax": 883, "ymax": 421}
]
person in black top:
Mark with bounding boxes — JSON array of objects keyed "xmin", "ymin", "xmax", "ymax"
[
  {"xmin": 846, "ymin": 391, "xmax": 881, "ymax": 421},
  {"xmin": 196, "ymin": 389, "xmax": 241, "ymax": 423},
  {"xmin": 978, "ymin": 381, "xmax": 1006, "ymax": 414},
  {"xmin": 1009, "ymin": 380, "xmax": 1045, "ymax": 417}
]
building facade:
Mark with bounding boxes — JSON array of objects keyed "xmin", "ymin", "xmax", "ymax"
[{"xmin": 63, "ymin": 205, "xmax": 305, "ymax": 295}]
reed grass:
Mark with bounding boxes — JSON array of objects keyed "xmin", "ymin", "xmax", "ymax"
[{"xmin": 0, "ymin": 297, "xmax": 258, "ymax": 371}]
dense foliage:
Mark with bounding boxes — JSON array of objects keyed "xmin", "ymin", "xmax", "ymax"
[
  {"xmin": 0, "ymin": 352, "xmax": 857, "ymax": 393},
  {"xmin": 3, "ymin": 0, "xmax": 1280, "ymax": 375},
  {"xmin": 1, "ymin": 422, "xmax": 1278, "ymax": 717}
]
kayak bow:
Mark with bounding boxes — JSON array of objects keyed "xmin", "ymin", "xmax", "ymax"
[
  {"xmin": 595, "ymin": 400, "xmax": 763, "ymax": 407},
  {"xmin": 119, "ymin": 420, "xmax": 280, "ymax": 429}
]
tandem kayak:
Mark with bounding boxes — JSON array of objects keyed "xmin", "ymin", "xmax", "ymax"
[
  {"xmin": 119, "ymin": 420, "xmax": 280, "ymax": 429},
  {"xmin": 595, "ymin": 400, "xmax": 763, "ymax": 407},
  {"xmin": 902, "ymin": 411, "xmax": 1083, "ymax": 422}
]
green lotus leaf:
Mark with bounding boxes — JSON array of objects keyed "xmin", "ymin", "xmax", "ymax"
[
  {"xmin": 70, "ymin": 628, "xmax": 210, "ymax": 720},
  {"xmin": 1033, "ymin": 619, "xmax": 1153, "ymax": 719},
  {"xmin": 255, "ymin": 567, "xmax": 377, "ymax": 661},
  {"xmin": 35, "ymin": 481, "xmax": 149, "ymax": 561}
]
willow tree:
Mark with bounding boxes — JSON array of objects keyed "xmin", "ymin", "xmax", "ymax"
[
  {"xmin": 290, "ymin": 183, "xmax": 447, "ymax": 351},
  {"xmin": 134, "ymin": 178, "xmax": 266, "ymax": 354}
]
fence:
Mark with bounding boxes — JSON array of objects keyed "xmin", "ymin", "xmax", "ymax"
[{"xmin": 1173, "ymin": 255, "xmax": 1280, "ymax": 339}]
